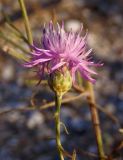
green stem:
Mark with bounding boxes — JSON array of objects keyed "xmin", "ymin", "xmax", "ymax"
[
  {"xmin": 18, "ymin": 0, "xmax": 33, "ymax": 45},
  {"xmin": 87, "ymin": 82, "xmax": 106, "ymax": 160},
  {"xmin": 55, "ymin": 93, "xmax": 64, "ymax": 160}
]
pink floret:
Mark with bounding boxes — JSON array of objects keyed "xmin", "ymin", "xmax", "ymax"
[{"xmin": 24, "ymin": 21, "xmax": 102, "ymax": 83}]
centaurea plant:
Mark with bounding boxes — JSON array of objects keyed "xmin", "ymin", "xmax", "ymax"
[
  {"xmin": 23, "ymin": 21, "xmax": 104, "ymax": 159},
  {"xmin": 1, "ymin": 0, "xmax": 106, "ymax": 159}
]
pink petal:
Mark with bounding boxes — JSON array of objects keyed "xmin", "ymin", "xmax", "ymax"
[
  {"xmin": 51, "ymin": 61, "xmax": 66, "ymax": 72},
  {"xmin": 79, "ymin": 63, "xmax": 97, "ymax": 75},
  {"xmin": 24, "ymin": 58, "xmax": 51, "ymax": 67}
]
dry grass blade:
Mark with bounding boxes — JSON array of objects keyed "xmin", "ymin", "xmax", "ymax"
[
  {"xmin": 108, "ymin": 141, "xmax": 123, "ymax": 159},
  {"xmin": 0, "ymin": 31, "xmax": 28, "ymax": 53},
  {"xmin": 97, "ymin": 104, "xmax": 120, "ymax": 125},
  {"xmin": 60, "ymin": 122, "xmax": 69, "ymax": 135},
  {"xmin": 2, "ymin": 46, "xmax": 29, "ymax": 61},
  {"xmin": 5, "ymin": 23, "xmax": 29, "ymax": 44},
  {"xmin": 0, "ymin": 92, "xmax": 88, "ymax": 115},
  {"xmin": 41, "ymin": 92, "xmax": 88, "ymax": 110}
]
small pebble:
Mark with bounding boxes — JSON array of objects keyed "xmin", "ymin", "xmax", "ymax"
[
  {"xmin": 27, "ymin": 112, "xmax": 44, "ymax": 129},
  {"xmin": 65, "ymin": 19, "xmax": 81, "ymax": 32}
]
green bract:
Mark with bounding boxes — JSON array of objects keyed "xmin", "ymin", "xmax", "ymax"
[{"xmin": 48, "ymin": 68, "xmax": 72, "ymax": 95}]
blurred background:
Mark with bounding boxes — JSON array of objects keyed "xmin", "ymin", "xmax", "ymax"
[{"xmin": 0, "ymin": 0, "xmax": 123, "ymax": 159}]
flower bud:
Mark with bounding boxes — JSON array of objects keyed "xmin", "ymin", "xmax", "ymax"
[{"xmin": 48, "ymin": 68, "xmax": 72, "ymax": 95}]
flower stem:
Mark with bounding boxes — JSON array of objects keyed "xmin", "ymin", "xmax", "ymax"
[
  {"xmin": 87, "ymin": 82, "xmax": 106, "ymax": 160},
  {"xmin": 55, "ymin": 93, "xmax": 64, "ymax": 160},
  {"xmin": 18, "ymin": 0, "xmax": 33, "ymax": 45}
]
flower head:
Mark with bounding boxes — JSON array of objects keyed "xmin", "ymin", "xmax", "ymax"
[{"xmin": 24, "ymin": 21, "xmax": 101, "ymax": 83}]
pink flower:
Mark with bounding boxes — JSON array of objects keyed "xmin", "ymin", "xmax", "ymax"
[{"xmin": 24, "ymin": 21, "xmax": 102, "ymax": 83}]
